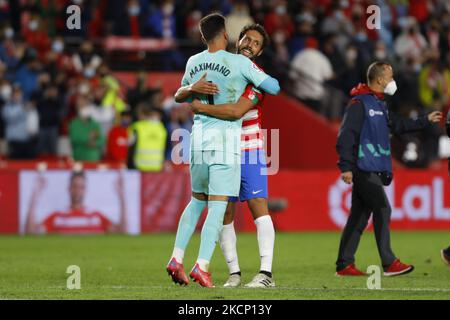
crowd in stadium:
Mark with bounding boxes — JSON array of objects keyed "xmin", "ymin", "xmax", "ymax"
[{"xmin": 0, "ymin": 0, "xmax": 448, "ymax": 168}]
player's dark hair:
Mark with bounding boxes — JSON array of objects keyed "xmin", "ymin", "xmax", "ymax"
[
  {"xmin": 367, "ymin": 61, "xmax": 391, "ymax": 84},
  {"xmin": 199, "ymin": 13, "xmax": 226, "ymax": 43},
  {"xmin": 238, "ymin": 24, "xmax": 270, "ymax": 49}
]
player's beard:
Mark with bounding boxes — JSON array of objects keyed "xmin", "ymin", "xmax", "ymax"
[{"xmin": 237, "ymin": 46, "xmax": 255, "ymax": 60}]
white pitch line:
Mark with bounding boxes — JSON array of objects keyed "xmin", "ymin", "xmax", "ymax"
[
  {"xmin": 23, "ymin": 285, "xmax": 450, "ymax": 294},
  {"xmin": 102, "ymin": 285, "xmax": 450, "ymax": 293}
]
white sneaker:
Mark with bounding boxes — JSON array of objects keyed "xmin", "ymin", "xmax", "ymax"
[
  {"xmin": 244, "ymin": 273, "xmax": 275, "ymax": 288},
  {"xmin": 223, "ymin": 274, "xmax": 241, "ymax": 287}
]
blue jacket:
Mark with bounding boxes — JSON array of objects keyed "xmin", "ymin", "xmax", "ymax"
[{"xmin": 2, "ymin": 101, "xmax": 30, "ymax": 142}]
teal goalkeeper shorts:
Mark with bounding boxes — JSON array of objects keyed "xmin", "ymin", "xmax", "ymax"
[{"xmin": 190, "ymin": 150, "xmax": 241, "ymax": 197}]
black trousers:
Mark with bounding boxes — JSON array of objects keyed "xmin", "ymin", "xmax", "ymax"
[
  {"xmin": 8, "ymin": 140, "xmax": 36, "ymax": 159},
  {"xmin": 336, "ymin": 169, "xmax": 397, "ymax": 271}
]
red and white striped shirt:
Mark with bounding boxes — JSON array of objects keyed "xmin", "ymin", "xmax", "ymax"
[{"xmin": 241, "ymin": 84, "xmax": 265, "ymax": 151}]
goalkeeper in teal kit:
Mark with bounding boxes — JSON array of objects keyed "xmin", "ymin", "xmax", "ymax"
[{"xmin": 166, "ymin": 13, "xmax": 280, "ymax": 287}]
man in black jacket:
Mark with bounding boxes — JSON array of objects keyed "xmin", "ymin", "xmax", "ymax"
[{"xmin": 335, "ymin": 62, "xmax": 442, "ymax": 276}]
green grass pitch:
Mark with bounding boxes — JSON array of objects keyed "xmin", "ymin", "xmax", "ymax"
[{"xmin": 1, "ymin": 232, "xmax": 450, "ymax": 300}]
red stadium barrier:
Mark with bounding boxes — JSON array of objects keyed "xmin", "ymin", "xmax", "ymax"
[
  {"xmin": 0, "ymin": 172, "xmax": 19, "ymax": 234},
  {"xmin": 238, "ymin": 169, "xmax": 450, "ymax": 231},
  {"xmin": 0, "ymin": 168, "xmax": 448, "ymax": 234}
]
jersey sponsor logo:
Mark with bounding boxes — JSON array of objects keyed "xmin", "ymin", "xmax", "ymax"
[
  {"xmin": 189, "ymin": 62, "xmax": 230, "ymax": 78},
  {"xmin": 369, "ymin": 109, "xmax": 384, "ymax": 117}
]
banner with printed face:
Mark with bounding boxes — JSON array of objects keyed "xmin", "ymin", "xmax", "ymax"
[
  {"xmin": 3, "ymin": 168, "xmax": 448, "ymax": 234},
  {"xmin": 19, "ymin": 170, "xmax": 141, "ymax": 235}
]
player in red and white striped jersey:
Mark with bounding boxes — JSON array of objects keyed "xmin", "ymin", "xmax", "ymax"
[{"xmin": 190, "ymin": 24, "xmax": 275, "ymax": 288}]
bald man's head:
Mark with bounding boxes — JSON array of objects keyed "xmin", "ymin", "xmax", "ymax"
[
  {"xmin": 367, "ymin": 62, "xmax": 391, "ymax": 85},
  {"xmin": 367, "ymin": 62, "xmax": 396, "ymax": 94}
]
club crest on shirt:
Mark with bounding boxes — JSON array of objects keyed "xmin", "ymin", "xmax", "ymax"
[{"xmin": 252, "ymin": 63, "xmax": 263, "ymax": 73}]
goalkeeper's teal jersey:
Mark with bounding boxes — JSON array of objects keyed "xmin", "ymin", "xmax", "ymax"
[{"xmin": 181, "ymin": 49, "xmax": 269, "ymax": 155}]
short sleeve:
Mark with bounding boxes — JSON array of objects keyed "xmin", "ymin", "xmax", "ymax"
[
  {"xmin": 240, "ymin": 56, "xmax": 269, "ymax": 88},
  {"xmin": 180, "ymin": 58, "xmax": 193, "ymax": 103}
]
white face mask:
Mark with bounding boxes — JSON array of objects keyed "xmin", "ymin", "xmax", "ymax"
[
  {"xmin": 52, "ymin": 41, "xmax": 64, "ymax": 53},
  {"xmin": 4, "ymin": 27, "xmax": 14, "ymax": 39},
  {"xmin": 84, "ymin": 68, "xmax": 95, "ymax": 78},
  {"xmin": 384, "ymin": 80, "xmax": 397, "ymax": 96},
  {"xmin": 79, "ymin": 108, "xmax": 91, "ymax": 119},
  {"xmin": 28, "ymin": 20, "xmax": 38, "ymax": 31},
  {"xmin": 275, "ymin": 5, "xmax": 286, "ymax": 15},
  {"xmin": 128, "ymin": 5, "xmax": 140, "ymax": 16},
  {"xmin": 78, "ymin": 83, "xmax": 90, "ymax": 95},
  {"xmin": 374, "ymin": 49, "xmax": 386, "ymax": 60},
  {"xmin": 1, "ymin": 85, "xmax": 11, "ymax": 100}
]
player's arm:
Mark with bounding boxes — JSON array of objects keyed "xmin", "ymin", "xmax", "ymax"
[
  {"xmin": 241, "ymin": 56, "xmax": 280, "ymax": 95},
  {"xmin": 388, "ymin": 110, "xmax": 442, "ymax": 135},
  {"xmin": 191, "ymin": 96, "xmax": 254, "ymax": 120},
  {"xmin": 25, "ymin": 175, "xmax": 46, "ymax": 234},
  {"xmin": 336, "ymin": 100, "xmax": 364, "ymax": 184},
  {"xmin": 115, "ymin": 173, "xmax": 127, "ymax": 233},
  {"xmin": 257, "ymin": 77, "xmax": 280, "ymax": 95},
  {"xmin": 174, "ymin": 72, "xmax": 219, "ymax": 103}
]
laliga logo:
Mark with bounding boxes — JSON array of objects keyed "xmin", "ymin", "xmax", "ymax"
[
  {"xmin": 369, "ymin": 109, "xmax": 383, "ymax": 117},
  {"xmin": 328, "ymin": 176, "xmax": 450, "ymax": 228}
]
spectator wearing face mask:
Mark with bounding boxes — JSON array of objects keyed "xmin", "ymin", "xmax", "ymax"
[
  {"xmin": 225, "ymin": 0, "xmax": 254, "ymax": 44},
  {"xmin": 321, "ymin": 3, "xmax": 354, "ymax": 53},
  {"xmin": 340, "ymin": 43, "xmax": 363, "ymax": 96},
  {"xmin": 263, "ymin": 1, "xmax": 294, "ymax": 39},
  {"xmin": 69, "ymin": 96, "xmax": 104, "ymax": 161},
  {"xmin": 145, "ymin": 0, "xmax": 176, "ymax": 39},
  {"xmin": 72, "ymin": 40, "xmax": 102, "ymax": 78},
  {"xmin": 34, "ymin": 83, "xmax": 63, "ymax": 157},
  {"xmin": 418, "ymin": 55, "xmax": 450, "ymax": 111},
  {"xmin": 22, "ymin": 15, "xmax": 50, "ymax": 61},
  {"xmin": 113, "ymin": 0, "xmax": 147, "ymax": 37},
  {"xmin": 394, "ymin": 19, "xmax": 428, "ymax": 70},
  {"xmin": 127, "ymin": 103, "xmax": 167, "ymax": 172},
  {"xmin": 14, "ymin": 58, "xmax": 41, "ymax": 100},
  {"xmin": 2, "ymin": 85, "xmax": 37, "ymax": 159},
  {"xmin": 289, "ymin": 12, "xmax": 316, "ymax": 59},
  {"xmin": 44, "ymin": 37, "xmax": 74, "ymax": 76},
  {"xmin": 0, "ymin": 25, "xmax": 20, "ymax": 70},
  {"xmin": 145, "ymin": 0, "xmax": 184, "ymax": 70}
]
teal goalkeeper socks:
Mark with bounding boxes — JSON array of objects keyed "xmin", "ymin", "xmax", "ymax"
[
  {"xmin": 174, "ymin": 197, "xmax": 206, "ymax": 251},
  {"xmin": 198, "ymin": 201, "xmax": 228, "ymax": 262}
]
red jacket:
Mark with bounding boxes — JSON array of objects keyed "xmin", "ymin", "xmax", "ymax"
[{"xmin": 106, "ymin": 126, "xmax": 128, "ymax": 162}]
